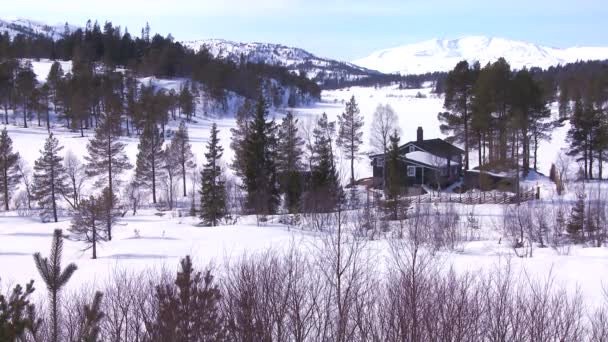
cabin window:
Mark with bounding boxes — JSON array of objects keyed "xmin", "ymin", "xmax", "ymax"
[
  {"xmin": 409, "ymin": 145, "xmax": 416, "ymax": 153},
  {"xmin": 407, "ymin": 166, "xmax": 416, "ymax": 177},
  {"xmin": 441, "ymin": 166, "xmax": 448, "ymax": 176}
]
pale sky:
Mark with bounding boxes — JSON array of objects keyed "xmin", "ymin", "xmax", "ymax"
[{"xmin": 4, "ymin": 0, "xmax": 608, "ymax": 61}]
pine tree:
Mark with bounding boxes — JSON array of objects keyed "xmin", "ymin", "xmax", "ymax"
[
  {"xmin": 200, "ymin": 123, "xmax": 227, "ymax": 226},
  {"xmin": 46, "ymin": 61, "xmax": 64, "ymax": 116},
  {"xmin": 85, "ymin": 112, "xmax": 131, "ymax": 240},
  {"xmin": 15, "ymin": 61, "xmax": 37, "ymax": 128},
  {"xmin": 385, "ymin": 130, "xmax": 402, "ymax": 219},
  {"xmin": 307, "ymin": 113, "xmax": 341, "ymax": 213},
  {"xmin": 0, "ymin": 279, "xmax": 41, "ymax": 341},
  {"xmin": 0, "ymin": 128, "xmax": 21, "ymax": 210},
  {"xmin": 69, "ymin": 191, "xmax": 116, "ymax": 259},
  {"xmin": 438, "ymin": 60, "xmax": 479, "ymax": 170},
  {"xmin": 33, "ymin": 229, "xmax": 78, "ymax": 342},
  {"xmin": 0, "ymin": 60, "xmax": 18, "ymax": 125},
  {"xmin": 78, "ymin": 291, "xmax": 104, "ymax": 342},
  {"xmin": 147, "ymin": 256, "xmax": 226, "ymax": 341},
  {"xmin": 178, "ymin": 85, "xmax": 195, "ymax": 121},
  {"xmin": 567, "ymin": 95, "xmax": 595, "ymax": 179},
  {"xmin": 230, "ymin": 99, "xmax": 255, "ymax": 178},
  {"xmin": 33, "ymin": 133, "xmax": 67, "ymax": 223},
  {"xmin": 172, "ymin": 121, "xmax": 195, "ymax": 197},
  {"xmin": 567, "ymin": 189, "xmax": 586, "ymax": 239},
  {"xmin": 277, "ymin": 112, "xmax": 304, "ymax": 213},
  {"xmin": 242, "ymin": 96, "xmax": 280, "ymax": 215},
  {"xmin": 337, "ymin": 95, "xmax": 364, "ymax": 185},
  {"xmin": 162, "ymin": 139, "xmax": 182, "ymax": 210},
  {"xmin": 135, "ymin": 123, "xmax": 165, "ymax": 204}
]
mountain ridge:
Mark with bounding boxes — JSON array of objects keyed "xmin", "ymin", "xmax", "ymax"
[
  {"xmin": 181, "ymin": 38, "xmax": 382, "ymax": 85},
  {"xmin": 353, "ymin": 36, "xmax": 608, "ymax": 75}
]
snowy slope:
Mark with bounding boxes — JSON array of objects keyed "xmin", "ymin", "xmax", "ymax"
[
  {"xmin": 0, "ymin": 17, "xmax": 77, "ymax": 40},
  {"xmin": 181, "ymin": 39, "xmax": 381, "ymax": 82},
  {"xmin": 4, "ymin": 61, "xmax": 606, "ymax": 307},
  {"xmin": 353, "ymin": 36, "xmax": 608, "ymax": 75}
]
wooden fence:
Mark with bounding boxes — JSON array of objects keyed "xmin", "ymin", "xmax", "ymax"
[{"xmin": 411, "ymin": 188, "xmax": 538, "ymax": 205}]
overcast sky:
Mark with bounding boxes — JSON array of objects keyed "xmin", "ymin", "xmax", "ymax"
[{"xmin": 4, "ymin": 0, "xmax": 608, "ymax": 61}]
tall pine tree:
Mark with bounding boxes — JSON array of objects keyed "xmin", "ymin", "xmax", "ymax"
[
  {"xmin": 242, "ymin": 96, "xmax": 280, "ymax": 215},
  {"xmin": 200, "ymin": 123, "xmax": 226, "ymax": 226},
  {"xmin": 85, "ymin": 112, "xmax": 131, "ymax": 240},
  {"xmin": 306, "ymin": 113, "xmax": 341, "ymax": 213},
  {"xmin": 384, "ymin": 131, "xmax": 404, "ymax": 220},
  {"xmin": 0, "ymin": 128, "xmax": 21, "ymax": 210},
  {"xmin": 438, "ymin": 61, "xmax": 479, "ymax": 170},
  {"xmin": 135, "ymin": 122, "xmax": 165, "ymax": 204},
  {"xmin": 277, "ymin": 112, "xmax": 304, "ymax": 213},
  {"xmin": 337, "ymin": 95, "xmax": 364, "ymax": 185},
  {"xmin": 172, "ymin": 121, "xmax": 195, "ymax": 197},
  {"xmin": 33, "ymin": 133, "xmax": 67, "ymax": 223}
]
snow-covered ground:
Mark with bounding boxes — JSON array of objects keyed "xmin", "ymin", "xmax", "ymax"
[{"xmin": 3, "ymin": 60, "xmax": 607, "ymax": 307}]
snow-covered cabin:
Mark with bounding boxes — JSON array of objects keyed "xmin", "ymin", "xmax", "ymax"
[{"xmin": 370, "ymin": 127, "xmax": 464, "ymax": 190}]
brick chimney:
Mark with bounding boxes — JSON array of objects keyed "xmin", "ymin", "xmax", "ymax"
[{"xmin": 417, "ymin": 126, "xmax": 423, "ymax": 142}]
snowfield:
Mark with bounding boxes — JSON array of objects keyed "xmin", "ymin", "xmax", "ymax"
[{"xmin": 2, "ymin": 60, "xmax": 608, "ymax": 309}]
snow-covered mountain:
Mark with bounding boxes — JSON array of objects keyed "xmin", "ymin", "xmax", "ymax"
[
  {"xmin": 182, "ymin": 39, "xmax": 381, "ymax": 84},
  {"xmin": 0, "ymin": 17, "xmax": 77, "ymax": 40},
  {"xmin": 353, "ymin": 36, "xmax": 608, "ymax": 75}
]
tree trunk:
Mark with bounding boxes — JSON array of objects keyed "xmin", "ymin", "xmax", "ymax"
[
  {"xmin": 152, "ymin": 155, "xmax": 157, "ymax": 204},
  {"xmin": 51, "ymin": 166, "xmax": 58, "ymax": 223},
  {"xmin": 182, "ymin": 159, "xmax": 187, "ymax": 197},
  {"xmin": 107, "ymin": 134, "xmax": 113, "ymax": 241},
  {"xmin": 23, "ymin": 102, "xmax": 28, "ymax": 128},
  {"xmin": 46, "ymin": 107, "xmax": 51, "ymax": 133},
  {"xmin": 3, "ymin": 166, "xmax": 8, "ymax": 211},
  {"xmin": 51, "ymin": 290, "xmax": 58, "ymax": 342},
  {"xmin": 92, "ymin": 223, "xmax": 97, "ymax": 259}
]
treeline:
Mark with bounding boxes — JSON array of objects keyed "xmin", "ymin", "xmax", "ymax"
[
  {"xmin": 437, "ymin": 57, "xmax": 608, "ymax": 179},
  {"xmin": 0, "ymin": 20, "xmax": 320, "ymax": 105},
  {"xmin": 4, "ymin": 215, "xmax": 608, "ymax": 342},
  {"xmin": 0, "ymin": 94, "xmax": 368, "ymax": 234},
  {"xmin": 438, "ymin": 58, "xmax": 554, "ymax": 174}
]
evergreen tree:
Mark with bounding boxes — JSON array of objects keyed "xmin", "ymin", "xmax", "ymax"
[
  {"xmin": 567, "ymin": 190, "xmax": 586, "ymax": 240},
  {"xmin": 510, "ymin": 69, "xmax": 551, "ymax": 175},
  {"xmin": 46, "ymin": 61, "xmax": 64, "ymax": 116},
  {"xmin": 385, "ymin": 130, "xmax": 402, "ymax": 219},
  {"xmin": 85, "ymin": 112, "xmax": 131, "ymax": 240},
  {"xmin": 147, "ymin": 256, "xmax": 226, "ymax": 341},
  {"xmin": 241, "ymin": 96, "xmax": 280, "ymax": 215},
  {"xmin": 178, "ymin": 85, "xmax": 195, "ymax": 121},
  {"xmin": 69, "ymin": 193, "xmax": 114, "ymax": 259},
  {"xmin": 33, "ymin": 133, "xmax": 67, "ymax": 223},
  {"xmin": 200, "ymin": 123, "xmax": 227, "ymax": 226},
  {"xmin": 438, "ymin": 60, "xmax": 479, "ymax": 170},
  {"xmin": 306, "ymin": 113, "xmax": 341, "ymax": 213},
  {"xmin": 337, "ymin": 95, "xmax": 364, "ymax": 185},
  {"xmin": 277, "ymin": 112, "xmax": 304, "ymax": 213},
  {"xmin": 78, "ymin": 291, "xmax": 104, "ymax": 342},
  {"xmin": 567, "ymin": 95, "xmax": 596, "ymax": 179},
  {"xmin": 0, "ymin": 128, "xmax": 21, "ymax": 210},
  {"xmin": 0, "ymin": 60, "xmax": 18, "ymax": 125},
  {"xmin": 230, "ymin": 99, "xmax": 255, "ymax": 178},
  {"xmin": 135, "ymin": 123, "xmax": 165, "ymax": 204},
  {"xmin": 172, "ymin": 121, "xmax": 195, "ymax": 197},
  {"xmin": 15, "ymin": 61, "xmax": 37, "ymax": 128},
  {"xmin": 0, "ymin": 280, "xmax": 41, "ymax": 341},
  {"xmin": 33, "ymin": 229, "xmax": 78, "ymax": 342}
]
